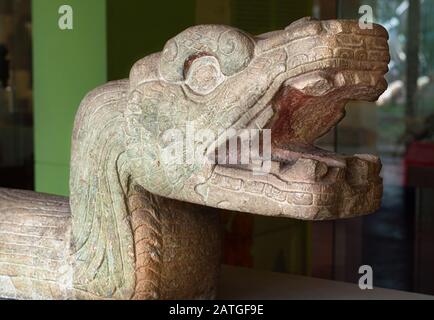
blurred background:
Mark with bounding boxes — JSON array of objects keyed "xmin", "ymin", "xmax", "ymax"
[{"xmin": 0, "ymin": 0, "xmax": 433, "ymax": 295}]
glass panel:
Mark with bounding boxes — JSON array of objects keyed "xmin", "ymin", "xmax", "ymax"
[{"xmin": 337, "ymin": 0, "xmax": 434, "ymax": 294}]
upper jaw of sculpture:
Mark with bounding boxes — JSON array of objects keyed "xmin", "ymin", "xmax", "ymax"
[{"xmin": 239, "ymin": 17, "xmax": 389, "ymax": 147}]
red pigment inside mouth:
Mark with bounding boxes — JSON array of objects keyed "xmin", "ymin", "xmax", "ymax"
[
  {"xmin": 267, "ymin": 86, "xmax": 348, "ymax": 151},
  {"xmin": 213, "ymin": 86, "xmax": 349, "ymax": 166},
  {"xmin": 269, "ymin": 87, "xmax": 312, "ymax": 147}
]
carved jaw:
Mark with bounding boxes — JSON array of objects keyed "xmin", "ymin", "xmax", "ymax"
[
  {"xmin": 189, "ymin": 83, "xmax": 386, "ymax": 220},
  {"xmin": 183, "ymin": 20, "xmax": 390, "ymax": 220}
]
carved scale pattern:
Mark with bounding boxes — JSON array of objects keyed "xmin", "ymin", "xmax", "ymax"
[{"xmin": 128, "ymin": 187, "xmax": 163, "ymax": 300}]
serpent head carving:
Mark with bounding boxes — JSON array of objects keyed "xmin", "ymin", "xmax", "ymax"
[
  {"xmin": 122, "ymin": 17, "xmax": 389, "ymax": 218},
  {"xmin": 69, "ymin": 18, "xmax": 389, "ymax": 299}
]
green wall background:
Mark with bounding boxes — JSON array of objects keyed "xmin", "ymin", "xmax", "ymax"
[
  {"xmin": 32, "ymin": 0, "xmax": 196, "ymax": 195},
  {"xmin": 106, "ymin": 0, "xmax": 196, "ymax": 80},
  {"xmin": 33, "ymin": 0, "xmax": 107, "ymax": 196}
]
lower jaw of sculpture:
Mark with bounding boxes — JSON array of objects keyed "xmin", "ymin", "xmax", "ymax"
[
  {"xmin": 207, "ymin": 154, "xmax": 382, "ymax": 220},
  {"xmin": 207, "ymin": 156, "xmax": 383, "ymax": 220}
]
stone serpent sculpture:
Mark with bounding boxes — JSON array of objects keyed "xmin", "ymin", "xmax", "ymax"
[{"xmin": 0, "ymin": 17, "xmax": 390, "ymax": 300}]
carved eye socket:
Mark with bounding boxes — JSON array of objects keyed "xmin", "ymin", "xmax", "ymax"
[{"xmin": 184, "ymin": 55, "xmax": 225, "ymax": 96}]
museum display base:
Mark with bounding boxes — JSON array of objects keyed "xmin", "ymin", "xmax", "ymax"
[{"xmin": 219, "ymin": 265, "xmax": 433, "ymax": 300}]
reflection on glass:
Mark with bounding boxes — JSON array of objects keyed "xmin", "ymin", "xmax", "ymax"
[{"xmin": 337, "ymin": 0, "xmax": 434, "ymax": 294}]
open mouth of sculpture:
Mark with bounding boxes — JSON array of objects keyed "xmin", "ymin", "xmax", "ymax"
[
  {"xmin": 259, "ymin": 70, "xmax": 388, "ymax": 163},
  {"xmin": 214, "ymin": 67, "xmax": 388, "ymax": 171},
  {"xmin": 202, "ymin": 69, "xmax": 387, "ymax": 220}
]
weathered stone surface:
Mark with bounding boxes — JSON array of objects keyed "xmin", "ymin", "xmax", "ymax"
[
  {"xmin": 0, "ymin": 189, "xmax": 72, "ymax": 300},
  {"xmin": 0, "ymin": 188, "xmax": 221, "ymax": 300},
  {"xmin": 0, "ymin": 17, "xmax": 389, "ymax": 299}
]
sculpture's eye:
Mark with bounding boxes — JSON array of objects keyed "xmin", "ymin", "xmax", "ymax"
[{"xmin": 184, "ymin": 55, "xmax": 225, "ymax": 96}]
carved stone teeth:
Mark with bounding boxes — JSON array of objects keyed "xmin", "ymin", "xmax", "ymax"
[
  {"xmin": 279, "ymin": 157, "xmax": 328, "ymax": 182},
  {"xmin": 334, "ymin": 71, "xmax": 386, "ymax": 89},
  {"xmin": 289, "ymin": 73, "xmax": 334, "ymax": 96},
  {"xmin": 353, "ymin": 72, "xmax": 362, "ymax": 85},
  {"xmin": 355, "ymin": 154, "xmax": 382, "ymax": 175},
  {"xmin": 334, "ymin": 72, "xmax": 346, "ymax": 87},
  {"xmin": 324, "ymin": 166, "xmax": 346, "ymax": 181},
  {"xmin": 346, "ymin": 154, "xmax": 382, "ymax": 186},
  {"xmin": 312, "ymin": 77, "xmax": 333, "ymax": 95},
  {"xmin": 354, "ymin": 71, "xmax": 371, "ymax": 85},
  {"xmin": 369, "ymin": 72, "xmax": 388, "ymax": 90},
  {"xmin": 370, "ymin": 73, "xmax": 379, "ymax": 86}
]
